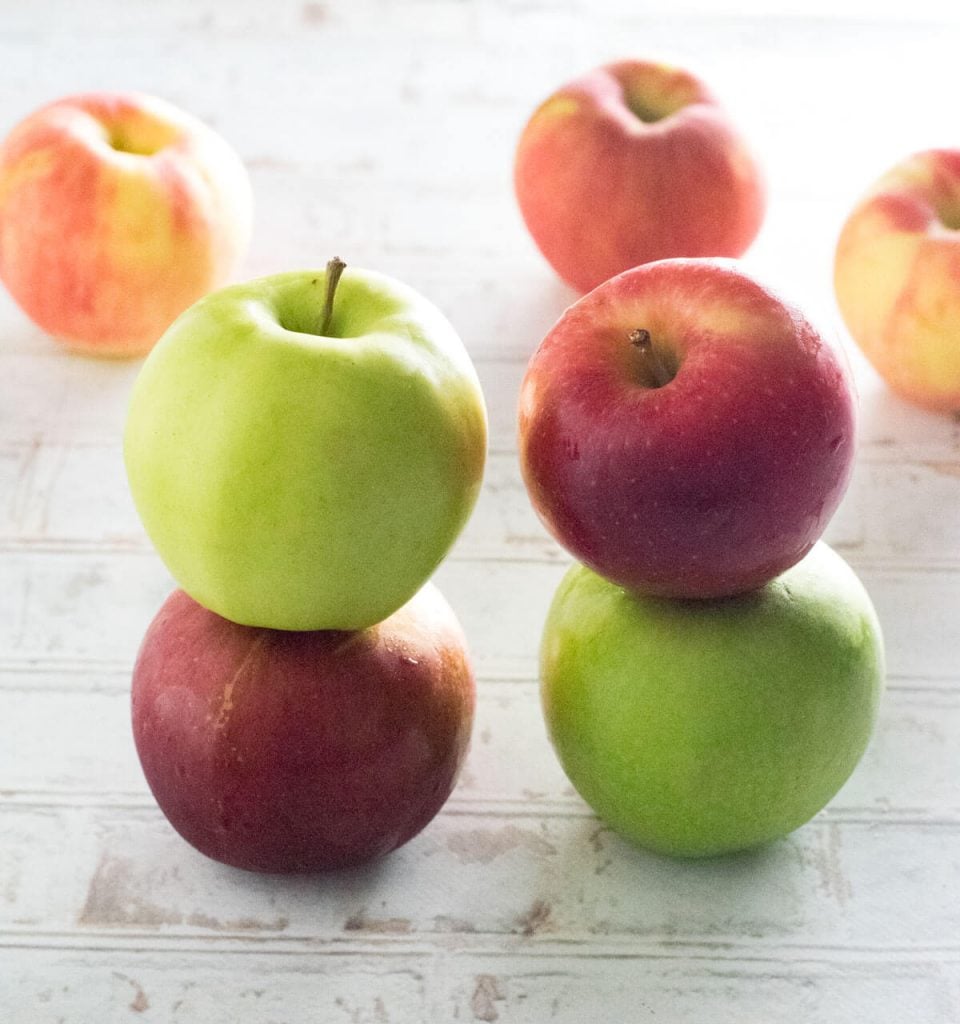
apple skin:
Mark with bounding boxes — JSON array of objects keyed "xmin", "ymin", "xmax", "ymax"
[
  {"xmin": 519, "ymin": 258, "xmax": 857, "ymax": 600},
  {"xmin": 514, "ymin": 59, "xmax": 765, "ymax": 294},
  {"xmin": 131, "ymin": 583, "xmax": 476, "ymax": 873},
  {"xmin": 540, "ymin": 544, "xmax": 885, "ymax": 858},
  {"xmin": 834, "ymin": 148, "xmax": 960, "ymax": 413},
  {"xmin": 124, "ymin": 265, "xmax": 487, "ymax": 631},
  {"xmin": 0, "ymin": 91, "xmax": 252, "ymax": 356}
]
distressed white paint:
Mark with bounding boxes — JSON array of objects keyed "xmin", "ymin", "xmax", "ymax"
[
  {"xmin": 3, "ymin": 803, "xmax": 960, "ymax": 948},
  {"xmin": 1, "ymin": 2, "xmax": 959, "ymax": 1021},
  {"xmin": 1, "ymin": 550, "xmax": 958, "ymax": 683},
  {"xmin": 4, "ymin": 681, "xmax": 959, "ymax": 823},
  {"xmin": 5, "ymin": 948, "xmax": 958, "ymax": 1024}
]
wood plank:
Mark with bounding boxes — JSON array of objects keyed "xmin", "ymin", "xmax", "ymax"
[
  {"xmin": 1, "ymin": 805, "xmax": 958, "ymax": 949},
  {"xmin": 0, "ymin": 550, "xmax": 563, "ymax": 678},
  {"xmin": 0, "ymin": 348, "xmax": 140, "ymax": 443},
  {"xmin": 1, "ymin": 945, "xmax": 957, "ymax": 1024},
  {"xmin": 5, "ymin": 335, "xmax": 960, "ymax": 470},
  {"xmin": 1, "ymin": 681, "xmax": 957, "ymax": 825},
  {"xmin": 5, "ymin": 439, "xmax": 960, "ymax": 571},
  {"xmin": 0, "ymin": 946, "xmax": 429, "ymax": 1023},
  {"xmin": 0, "ymin": 346, "xmax": 534, "ymax": 452},
  {"xmin": 0, "ymin": 550, "xmax": 956, "ymax": 683},
  {"xmin": 436, "ymin": 952, "xmax": 960, "ymax": 1024}
]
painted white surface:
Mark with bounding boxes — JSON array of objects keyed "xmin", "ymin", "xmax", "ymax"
[{"xmin": 2, "ymin": 2, "xmax": 959, "ymax": 1020}]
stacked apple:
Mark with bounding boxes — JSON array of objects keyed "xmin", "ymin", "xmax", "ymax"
[
  {"xmin": 520, "ymin": 259, "xmax": 885, "ymax": 858},
  {"xmin": 514, "ymin": 61, "xmax": 885, "ymax": 857},
  {"xmin": 124, "ymin": 258, "xmax": 489, "ymax": 872}
]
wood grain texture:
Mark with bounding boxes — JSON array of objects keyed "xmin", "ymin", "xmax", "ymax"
[
  {"xmin": 3, "ymin": 803, "xmax": 960, "ymax": 946},
  {"xmin": 5, "ymin": 947, "xmax": 958, "ymax": 1024},
  {"xmin": 2, "ymin": 1, "xmax": 959, "ymax": 1020},
  {"xmin": 1, "ymin": 550, "xmax": 958, "ymax": 684},
  {"xmin": 4, "ymin": 681, "xmax": 958, "ymax": 826}
]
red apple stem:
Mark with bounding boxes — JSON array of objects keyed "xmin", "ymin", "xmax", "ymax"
[
  {"xmin": 629, "ymin": 329, "xmax": 673, "ymax": 388},
  {"xmin": 319, "ymin": 257, "xmax": 347, "ymax": 336}
]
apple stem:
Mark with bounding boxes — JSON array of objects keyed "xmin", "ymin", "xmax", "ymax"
[
  {"xmin": 630, "ymin": 329, "xmax": 673, "ymax": 388},
  {"xmin": 319, "ymin": 257, "xmax": 347, "ymax": 336}
]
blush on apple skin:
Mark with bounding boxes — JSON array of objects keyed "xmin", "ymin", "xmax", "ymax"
[
  {"xmin": 131, "ymin": 585, "xmax": 475, "ymax": 873},
  {"xmin": 519, "ymin": 258, "xmax": 858, "ymax": 600},
  {"xmin": 0, "ymin": 91, "xmax": 251, "ymax": 357},
  {"xmin": 834, "ymin": 148, "xmax": 960, "ymax": 413},
  {"xmin": 514, "ymin": 59, "xmax": 765, "ymax": 294}
]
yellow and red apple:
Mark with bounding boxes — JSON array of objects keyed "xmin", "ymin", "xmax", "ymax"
[
  {"xmin": 0, "ymin": 91, "xmax": 252, "ymax": 357},
  {"xmin": 834, "ymin": 148, "xmax": 960, "ymax": 413},
  {"xmin": 514, "ymin": 59, "xmax": 765, "ymax": 294}
]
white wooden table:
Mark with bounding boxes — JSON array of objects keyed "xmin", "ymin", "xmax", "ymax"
[{"xmin": 2, "ymin": 2, "xmax": 959, "ymax": 1020}]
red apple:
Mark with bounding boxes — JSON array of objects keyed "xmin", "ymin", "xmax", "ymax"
[
  {"xmin": 519, "ymin": 258, "xmax": 857, "ymax": 599},
  {"xmin": 131, "ymin": 585, "xmax": 475, "ymax": 873},
  {"xmin": 514, "ymin": 59, "xmax": 765, "ymax": 294},
  {"xmin": 0, "ymin": 91, "xmax": 252, "ymax": 357},
  {"xmin": 834, "ymin": 148, "xmax": 960, "ymax": 413}
]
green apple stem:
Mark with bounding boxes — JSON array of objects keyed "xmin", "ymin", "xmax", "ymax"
[
  {"xmin": 319, "ymin": 257, "xmax": 347, "ymax": 336},
  {"xmin": 630, "ymin": 329, "xmax": 673, "ymax": 388}
]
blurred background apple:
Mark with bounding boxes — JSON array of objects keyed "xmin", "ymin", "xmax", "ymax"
[
  {"xmin": 835, "ymin": 148, "xmax": 960, "ymax": 413},
  {"xmin": 514, "ymin": 58, "xmax": 765, "ymax": 293},
  {"xmin": 0, "ymin": 91, "xmax": 252, "ymax": 357}
]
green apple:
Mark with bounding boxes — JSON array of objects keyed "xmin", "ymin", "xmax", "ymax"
[
  {"xmin": 124, "ymin": 260, "xmax": 487, "ymax": 631},
  {"xmin": 540, "ymin": 543, "xmax": 885, "ymax": 858}
]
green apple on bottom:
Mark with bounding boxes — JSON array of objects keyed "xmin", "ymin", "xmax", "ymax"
[
  {"xmin": 540, "ymin": 543, "xmax": 884, "ymax": 858},
  {"xmin": 124, "ymin": 260, "xmax": 487, "ymax": 631}
]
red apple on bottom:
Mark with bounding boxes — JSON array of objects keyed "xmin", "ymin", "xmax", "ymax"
[
  {"xmin": 518, "ymin": 258, "xmax": 858, "ymax": 599},
  {"xmin": 131, "ymin": 585, "xmax": 475, "ymax": 873}
]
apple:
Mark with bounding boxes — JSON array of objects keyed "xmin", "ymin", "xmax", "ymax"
[
  {"xmin": 540, "ymin": 543, "xmax": 885, "ymax": 858},
  {"xmin": 0, "ymin": 91, "xmax": 252, "ymax": 356},
  {"xmin": 834, "ymin": 148, "xmax": 960, "ymax": 413},
  {"xmin": 132, "ymin": 583, "xmax": 476, "ymax": 873},
  {"xmin": 124, "ymin": 259, "xmax": 488, "ymax": 631},
  {"xmin": 519, "ymin": 258, "xmax": 857, "ymax": 600},
  {"xmin": 514, "ymin": 58, "xmax": 765, "ymax": 294}
]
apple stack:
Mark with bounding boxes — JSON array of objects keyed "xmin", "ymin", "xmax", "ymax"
[
  {"xmin": 122, "ymin": 259, "xmax": 489, "ymax": 873},
  {"xmin": 519, "ymin": 258, "xmax": 886, "ymax": 858},
  {"xmin": 514, "ymin": 60, "xmax": 885, "ymax": 858}
]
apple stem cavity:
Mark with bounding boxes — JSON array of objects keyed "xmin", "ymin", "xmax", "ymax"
[
  {"xmin": 629, "ymin": 329, "xmax": 674, "ymax": 388},
  {"xmin": 319, "ymin": 257, "xmax": 347, "ymax": 336}
]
